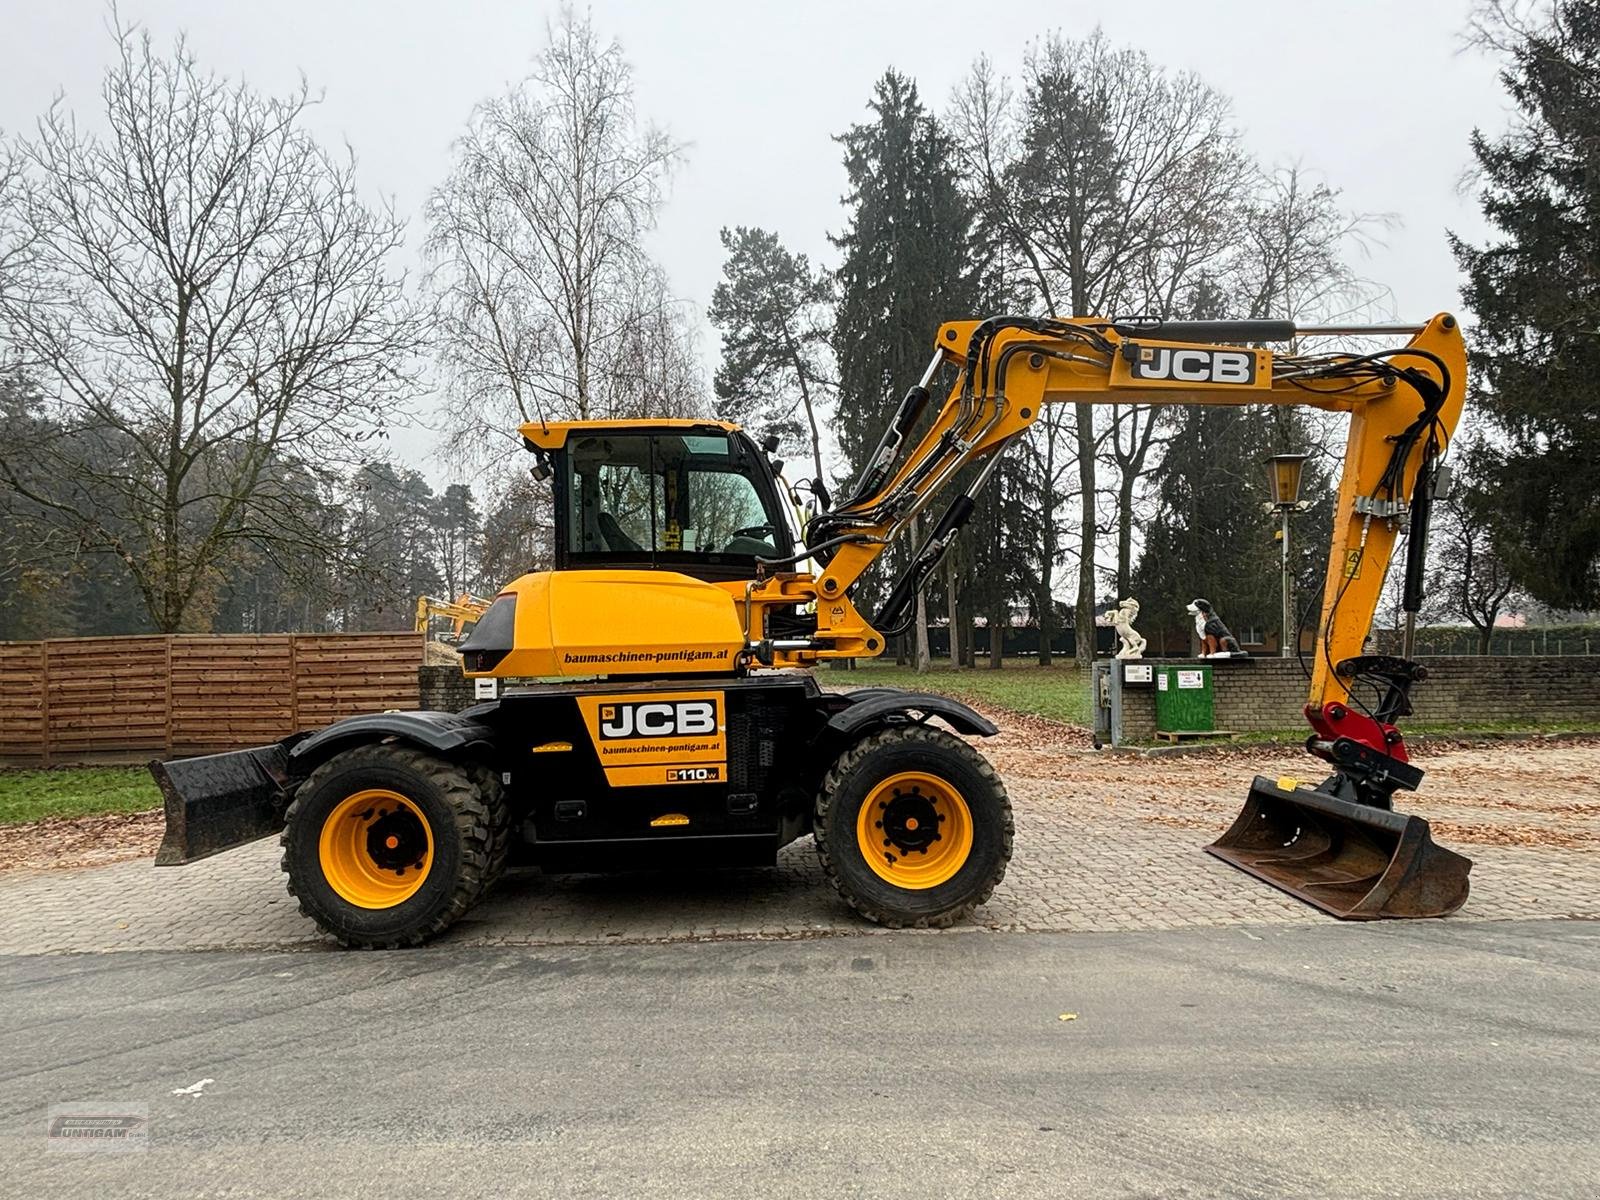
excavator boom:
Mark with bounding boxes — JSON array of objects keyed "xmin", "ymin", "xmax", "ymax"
[
  {"xmin": 804, "ymin": 312, "xmax": 1466, "ymax": 711},
  {"xmin": 806, "ymin": 312, "xmax": 1465, "ymax": 921},
  {"xmin": 797, "ymin": 311, "xmax": 1472, "ymax": 919}
]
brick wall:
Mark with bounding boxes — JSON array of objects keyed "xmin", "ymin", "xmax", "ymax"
[
  {"xmin": 419, "ymin": 665, "xmax": 544, "ymax": 712},
  {"xmin": 420, "ymin": 665, "xmax": 474, "ymax": 712},
  {"xmin": 1116, "ymin": 655, "xmax": 1600, "ymax": 741}
]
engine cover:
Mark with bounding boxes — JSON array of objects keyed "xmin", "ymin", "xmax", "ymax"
[{"xmin": 460, "ymin": 569, "xmax": 746, "ymax": 679}]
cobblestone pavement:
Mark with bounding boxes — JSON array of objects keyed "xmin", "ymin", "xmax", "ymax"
[{"xmin": 1, "ymin": 720, "xmax": 1595, "ymax": 953}]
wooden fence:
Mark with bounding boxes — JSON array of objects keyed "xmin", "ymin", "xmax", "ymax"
[{"xmin": 0, "ymin": 633, "xmax": 423, "ymax": 766}]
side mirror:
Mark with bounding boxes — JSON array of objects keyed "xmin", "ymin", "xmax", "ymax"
[{"xmin": 760, "ymin": 433, "xmax": 780, "ymax": 454}]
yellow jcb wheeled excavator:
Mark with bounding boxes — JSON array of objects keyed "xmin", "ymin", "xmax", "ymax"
[{"xmin": 151, "ymin": 312, "xmax": 1471, "ymax": 947}]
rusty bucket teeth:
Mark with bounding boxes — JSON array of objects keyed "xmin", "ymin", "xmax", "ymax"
[{"xmin": 1206, "ymin": 776, "xmax": 1472, "ymax": 920}]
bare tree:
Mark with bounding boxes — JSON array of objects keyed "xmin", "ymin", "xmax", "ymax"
[
  {"xmin": 0, "ymin": 24, "xmax": 424, "ymax": 633},
  {"xmin": 1236, "ymin": 165, "xmax": 1394, "ymax": 329},
  {"xmin": 480, "ymin": 474, "xmax": 556, "ymax": 585},
  {"xmin": 0, "ymin": 136, "xmax": 28, "ymax": 311},
  {"xmin": 426, "ymin": 4, "xmax": 682, "ymax": 463},
  {"xmin": 1466, "ymin": 1, "xmax": 1566, "ymax": 54},
  {"xmin": 598, "ymin": 260, "xmax": 708, "ymax": 421},
  {"xmin": 1430, "ymin": 481, "xmax": 1522, "ymax": 654},
  {"xmin": 949, "ymin": 55, "xmax": 1076, "ymax": 664},
  {"xmin": 952, "ymin": 34, "xmax": 1251, "ymax": 664},
  {"xmin": 1229, "ymin": 163, "xmax": 1395, "ymax": 583}
]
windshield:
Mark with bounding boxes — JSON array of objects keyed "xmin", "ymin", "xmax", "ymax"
[{"xmin": 563, "ymin": 432, "xmax": 780, "ymax": 564}]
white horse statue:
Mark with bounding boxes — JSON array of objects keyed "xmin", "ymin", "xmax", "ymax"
[{"xmin": 1097, "ymin": 597, "xmax": 1147, "ymax": 660}]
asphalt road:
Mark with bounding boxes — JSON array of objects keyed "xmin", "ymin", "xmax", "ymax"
[{"xmin": 0, "ymin": 920, "xmax": 1595, "ymax": 1198}]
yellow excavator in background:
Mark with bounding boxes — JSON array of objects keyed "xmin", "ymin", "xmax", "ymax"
[
  {"xmin": 414, "ymin": 593, "xmax": 491, "ymax": 643},
  {"xmin": 152, "ymin": 312, "xmax": 1471, "ymax": 947}
]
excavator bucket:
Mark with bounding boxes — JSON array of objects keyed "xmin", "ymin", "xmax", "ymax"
[{"xmin": 1206, "ymin": 775, "xmax": 1471, "ymax": 919}]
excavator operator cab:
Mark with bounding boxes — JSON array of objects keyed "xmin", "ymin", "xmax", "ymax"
[{"xmin": 534, "ymin": 422, "xmax": 795, "ymax": 583}]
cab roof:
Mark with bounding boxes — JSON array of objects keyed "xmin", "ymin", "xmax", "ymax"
[{"xmin": 519, "ymin": 418, "xmax": 741, "ymax": 450}]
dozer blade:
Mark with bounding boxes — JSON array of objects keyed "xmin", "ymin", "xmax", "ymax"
[
  {"xmin": 1205, "ymin": 776, "xmax": 1472, "ymax": 919},
  {"xmin": 151, "ymin": 743, "xmax": 292, "ymax": 866}
]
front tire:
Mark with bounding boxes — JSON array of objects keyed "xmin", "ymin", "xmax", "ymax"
[
  {"xmin": 280, "ymin": 744, "xmax": 505, "ymax": 949},
  {"xmin": 814, "ymin": 725, "xmax": 1013, "ymax": 928}
]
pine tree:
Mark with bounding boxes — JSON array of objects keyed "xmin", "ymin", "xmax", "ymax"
[
  {"xmin": 831, "ymin": 70, "xmax": 977, "ymax": 642},
  {"xmin": 345, "ymin": 463, "xmax": 441, "ymax": 630},
  {"xmin": 1452, "ymin": 1, "xmax": 1600, "ymax": 609},
  {"xmin": 432, "ymin": 483, "xmax": 484, "ymax": 599},
  {"xmin": 707, "ymin": 226, "xmax": 833, "ymax": 484}
]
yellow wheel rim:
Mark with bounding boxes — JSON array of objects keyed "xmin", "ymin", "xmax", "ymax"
[
  {"xmin": 318, "ymin": 788, "xmax": 434, "ymax": 909},
  {"xmin": 855, "ymin": 770, "xmax": 973, "ymax": 890}
]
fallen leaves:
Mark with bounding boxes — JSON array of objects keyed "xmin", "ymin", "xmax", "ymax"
[{"xmin": 0, "ymin": 809, "xmax": 163, "ymax": 871}]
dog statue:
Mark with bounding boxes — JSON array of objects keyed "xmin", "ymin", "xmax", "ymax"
[
  {"xmin": 1186, "ymin": 598, "xmax": 1245, "ymax": 658},
  {"xmin": 1097, "ymin": 597, "xmax": 1147, "ymax": 660}
]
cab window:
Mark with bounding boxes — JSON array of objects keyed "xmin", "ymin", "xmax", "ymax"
[{"xmin": 561, "ymin": 431, "xmax": 787, "ymax": 574}]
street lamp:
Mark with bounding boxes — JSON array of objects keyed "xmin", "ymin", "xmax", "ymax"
[{"xmin": 1265, "ymin": 453, "xmax": 1311, "ymax": 658}]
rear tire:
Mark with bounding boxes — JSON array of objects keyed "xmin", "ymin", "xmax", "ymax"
[
  {"xmin": 813, "ymin": 725, "xmax": 1013, "ymax": 928},
  {"xmin": 467, "ymin": 761, "xmax": 511, "ymax": 888},
  {"xmin": 281, "ymin": 744, "xmax": 503, "ymax": 949}
]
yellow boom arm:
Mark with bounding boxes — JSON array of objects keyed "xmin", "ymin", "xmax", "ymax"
[
  {"xmin": 762, "ymin": 313, "xmax": 1465, "ymax": 706},
  {"xmin": 415, "ymin": 593, "xmax": 492, "ymax": 640}
]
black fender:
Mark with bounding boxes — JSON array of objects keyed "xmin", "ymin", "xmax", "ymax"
[
  {"xmin": 152, "ymin": 710, "xmax": 501, "ymax": 867},
  {"xmin": 823, "ymin": 688, "xmax": 998, "ymax": 740},
  {"xmin": 288, "ymin": 709, "xmax": 500, "ymax": 773}
]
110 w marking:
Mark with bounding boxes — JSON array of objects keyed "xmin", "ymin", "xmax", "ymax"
[{"xmin": 666, "ymin": 767, "xmax": 719, "ymax": 782}]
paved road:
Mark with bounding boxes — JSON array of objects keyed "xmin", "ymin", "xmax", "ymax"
[{"xmin": 1, "ymin": 919, "xmax": 1595, "ymax": 1198}]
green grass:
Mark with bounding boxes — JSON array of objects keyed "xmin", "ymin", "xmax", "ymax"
[
  {"xmin": 828, "ymin": 663, "xmax": 1600, "ymax": 744},
  {"xmin": 835, "ymin": 659, "xmax": 1092, "ymax": 726},
  {"xmin": 0, "ymin": 767, "xmax": 162, "ymax": 825},
  {"xmin": 1404, "ymin": 719, "xmax": 1600, "ymax": 736},
  {"xmin": 1141, "ymin": 721, "xmax": 1600, "ymax": 748}
]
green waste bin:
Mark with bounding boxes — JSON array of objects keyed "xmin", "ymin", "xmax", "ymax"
[{"xmin": 1155, "ymin": 665, "xmax": 1214, "ymax": 733}]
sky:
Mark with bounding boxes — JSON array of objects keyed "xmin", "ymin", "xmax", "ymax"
[{"xmin": 1, "ymin": 0, "xmax": 1514, "ymax": 482}]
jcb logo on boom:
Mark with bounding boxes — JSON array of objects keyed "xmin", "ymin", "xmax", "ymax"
[
  {"xmin": 1131, "ymin": 346, "xmax": 1256, "ymax": 385},
  {"xmin": 599, "ymin": 700, "xmax": 717, "ymax": 739}
]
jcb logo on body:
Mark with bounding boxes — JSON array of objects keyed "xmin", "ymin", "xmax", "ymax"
[
  {"xmin": 1131, "ymin": 346, "xmax": 1256, "ymax": 385},
  {"xmin": 599, "ymin": 700, "xmax": 717, "ymax": 739}
]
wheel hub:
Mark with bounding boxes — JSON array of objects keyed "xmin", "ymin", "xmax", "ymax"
[
  {"xmin": 855, "ymin": 770, "xmax": 974, "ymax": 890},
  {"xmin": 878, "ymin": 788, "xmax": 944, "ymax": 856},
  {"xmin": 365, "ymin": 808, "xmax": 428, "ymax": 874}
]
